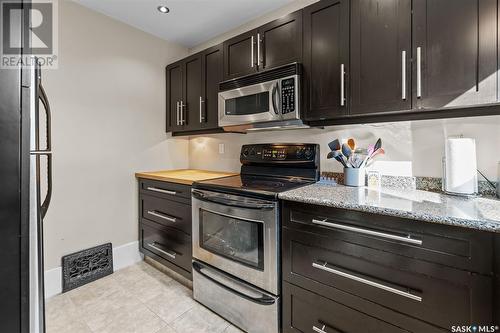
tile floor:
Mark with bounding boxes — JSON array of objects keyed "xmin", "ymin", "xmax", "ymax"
[{"xmin": 46, "ymin": 261, "xmax": 243, "ymax": 333}]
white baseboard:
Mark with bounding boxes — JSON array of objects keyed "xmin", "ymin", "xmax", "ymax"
[{"xmin": 44, "ymin": 241, "xmax": 143, "ymax": 299}]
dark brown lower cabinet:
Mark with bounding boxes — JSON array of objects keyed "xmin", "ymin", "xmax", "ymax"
[
  {"xmin": 138, "ymin": 179, "xmax": 192, "ymax": 280},
  {"xmin": 282, "ymin": 201, "xmax": 497, "ymax": 332}
]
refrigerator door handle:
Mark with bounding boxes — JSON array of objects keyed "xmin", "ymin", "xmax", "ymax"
[
  {"xmin": 30, "ymin": 152, "xmax": 52, "ymax": 219},
  {"xmin": 37, "ymin": 83, "xmax": 51, "ymax": 151}
]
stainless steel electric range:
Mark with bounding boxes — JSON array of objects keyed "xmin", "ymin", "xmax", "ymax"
[{"xmin": 191, "ymin": 143, "xmax": 320, "ymax": 333}]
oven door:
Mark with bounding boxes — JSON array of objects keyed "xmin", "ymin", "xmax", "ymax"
[
  {"xmin": 192, "ymin": 189, "xmax": 279, "ymax": 294},
  {"xmin": 218, "ymin": 79, "xmax": 281, "ymax": 127}
]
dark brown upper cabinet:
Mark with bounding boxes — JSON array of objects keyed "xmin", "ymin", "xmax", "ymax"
[
  {"xmin": 413, "ymin": 0, "xmax": 498, "ymax": 110},
  {"xmin": 303, "ymin": 0, "xmax": 349, "ymax": 121},
  {"xmin": 223, "ymin": 30, "xmax": 258, "ymax": 81},
  {"xmin": 166, "ymin": 60, "xmax": 184, "ymax": 133},
  {"xmin": 166, "ymin": 46, "xmax": 223, "ymax": 134},
  {"xmin": 350, "ymin": 0, "xmax": 412, "ymax": 115},
  {"xmin": 183, "ymin": 53, "xmax": 203, "ymax": 131},
  {"xmin": 258, "ymin": 11, "xmax": 303, "ymax": 71},
  {"xmin": 223, "ymin": 11, "xmax": 303, "ymax": 81},
  {"xmin": 201, "ymin": 44, "xmax": 223, "ymax": 129}
]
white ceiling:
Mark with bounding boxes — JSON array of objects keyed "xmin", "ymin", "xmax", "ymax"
[{"xmin": 74, "ymin": 0, "xmax": 294, "ymax": 48}]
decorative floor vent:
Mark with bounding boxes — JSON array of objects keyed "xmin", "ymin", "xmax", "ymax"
[{"xmin": 62, "ymin": 243, "xmax": 113, "ymax": 292}]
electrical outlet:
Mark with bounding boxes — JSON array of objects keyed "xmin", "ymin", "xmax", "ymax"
[{"xmin": 218, "ymin": 143, "xmax": 225, "ymax": 154}]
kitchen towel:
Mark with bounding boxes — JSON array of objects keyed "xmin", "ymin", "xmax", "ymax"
[{"xmin": 443, "ymin": 137, "xmax": 478, "ymax": 195}]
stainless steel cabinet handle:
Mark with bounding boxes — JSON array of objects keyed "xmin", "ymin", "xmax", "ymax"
[
  {"xmin": 257, "ymin": 33, "xmax": 261, "ymax": 66},
  {"xmin": 199, "ymin": 96, "xmax": 204, "ymax": 123},
  {"xmin": 417, "ymin": 46, "xmax": 422, "ymax": 98},
  {"xmin": 311, "ymin": 219, "xmax": 422, "ymax": 245},
  {"xmin": 147, "ymin": 210, "xmax": 176, "ymax": 223},
  {"xmin": 402, "ymin": 50, "xmax": 406, "ymax": 100},
  {"xmin": 251, "ymin": 35, "xmax": 255, "ymax": 68},
  {"xmin": 148, "ymin": 242, "xmax": 176, "ymax": 259},
  {"xmin": 176, "ymin": 101, "xmax": 179, "ymax": 126},
  {"xmin": 340, "ymin": 64, "xmax": 345, "ymax": 106},
  {"xmin": 312, "ymin": 261, "xmax": 423, "ymax": 302},
  {"xmin": 312, "ymin": 325, "xmax": 327, "ymax": 333},
  {"xmin": 180, "ymin": 101, "xmax": 185, "ymax": 125},
  {"xmin": 146, "ymin": 186, "xmax": 177, "ymax": 196}
]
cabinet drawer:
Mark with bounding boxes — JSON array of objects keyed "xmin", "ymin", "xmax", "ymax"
[
  {"xmin": 283, "ymin": 282, "xmax": 411, "ymax": 333},
  {"xmin": 283, "ymin": 227, "xmax": 492, "ymax": 329},
  {"xmin": 141, "ymin": 222, "xmax": 192, "ymax": 273},
  {"xmin": 283, "ymin": 202, "xmax": 492, "ymax": 274},
  {"xmin": 139, "ymin": 179, "xmax": 191, "ymax": 201},
  {"xmin": 141, "ymin": 194, "xmax": 191, "ymax": 235}
]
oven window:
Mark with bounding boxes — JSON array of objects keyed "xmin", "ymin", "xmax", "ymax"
[
  {"xmin": 225, "ymin": 92, "xmax": 269, "ymax": 116},
  {"xmin": 199, "ymin": 209, "xmax": 264, "ymax": 270}
]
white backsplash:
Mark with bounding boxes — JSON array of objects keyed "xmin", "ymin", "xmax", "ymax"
[{"xmin": 188, "ymin": 115, "xmax": 500, "ymax": 179}]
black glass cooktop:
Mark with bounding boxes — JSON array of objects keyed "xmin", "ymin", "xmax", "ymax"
[{"xmin": 193, "ymin": 174, "xmax": 315, "ymax": 200}]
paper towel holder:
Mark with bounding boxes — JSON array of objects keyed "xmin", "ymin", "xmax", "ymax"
[
  {"xmin": 442, "ymin": 155, "xmax": 479, "ymax": 197},
  {"xmin": 441, "ymin": 136, "xmax": 479, "ymax": 197}
]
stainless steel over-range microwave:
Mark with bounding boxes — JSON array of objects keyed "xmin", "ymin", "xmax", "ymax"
[{"xmin": 218, "ymin": 63, "xmax": 301, "ymax": 128}]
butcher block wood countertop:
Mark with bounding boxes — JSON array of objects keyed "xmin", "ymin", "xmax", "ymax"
[{"xmin": 135, "ymin": 169, "xmax": 237, "ymax": 186}]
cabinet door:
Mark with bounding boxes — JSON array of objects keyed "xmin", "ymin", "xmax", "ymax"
[
  {"xmin": 201, "ymin": 44, "xmax": 223, "ymax": 130},
  {"xmin": 258, "ymin": 11, "xmax": 303, "ymax": 71},
  {"xmin": 413, "ymin": 0, "xmax": 497, "ymax": 109},
  {"xmin": 166, "ymin": 61, "xmax": 183, "ymax": 132},
  {"xmin": 303, "ymin": 0, "xmax": 349, "ymax": 121},
  {"xmin": 183, "ymin": 54, "xmax": 203, "ymax": 131},
  {"xmin": 223, "ymin": 29, "xmax": 258, "ymax": 80},
  {"xmin": 350, "ymin": 0, "xmax": 412, "ymax": 115}
]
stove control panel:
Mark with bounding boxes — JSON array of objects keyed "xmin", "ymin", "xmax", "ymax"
[{"xmin": 240, "ymin": 144, "xmax": 319, "ymax": 164}]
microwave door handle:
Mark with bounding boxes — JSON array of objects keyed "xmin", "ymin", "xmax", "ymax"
[{"xmin": 271, "ymin": 82, "xmax": 279, "ymax": 115}]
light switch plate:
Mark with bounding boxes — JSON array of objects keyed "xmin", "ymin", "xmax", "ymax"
[{"xmin": 218, "ymin": 143, "xmax": 225, "ymax": 154}]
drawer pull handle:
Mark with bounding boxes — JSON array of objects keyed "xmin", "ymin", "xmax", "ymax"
[
  {"xmin": 147, "ymin": 210, "xmax": 177, "ymax": 223},
  {"xmin": 311, "ymin": 219, "xmax": 422, "ymax": 246},
  {"xmin": 312, "ymin": 325, "xmax": 327, "ymax": 333},
  {"xmin": 312, "ymin": 261, "xmax": 422, "ymax": 302},
  {"xmin": 146, "ymin": 186, "xmax": 177, "ymax": 196},
  {"xmin": 148, "ymin": 242, "xmax": 176, "ymax": 259}
]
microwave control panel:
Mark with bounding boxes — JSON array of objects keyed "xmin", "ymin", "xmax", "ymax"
[{"xmin": 281, "ymin": 78, "xmax": 296, "ymax": 114}]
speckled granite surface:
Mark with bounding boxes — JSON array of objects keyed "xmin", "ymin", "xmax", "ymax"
[{"xmin": 279, "ymin": 182, "xmax": 500, "ymax": 233}]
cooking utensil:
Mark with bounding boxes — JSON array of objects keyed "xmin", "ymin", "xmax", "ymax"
[
  {"xmin": 328, "ymin": 139, "xmax": 341, "ymax": 152},
  {"xmin": 347, "ymin": 138, "xmax": 356, "ymax": 150},
  {"xmin": 374, "ymin": 138, "xmax": 382, "ymax": 152},
  {"xmin": 330, "ymin": 150, "xmax": 348, "ymax": 168},
  {"xmin": 341, "ymin": 143, "xmax": 352, "ymax": 158}
]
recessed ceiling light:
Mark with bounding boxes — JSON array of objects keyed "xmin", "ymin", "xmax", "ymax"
[{"xmin": 157, "ymin": 5, "xmax": 169, "ymax": 13}]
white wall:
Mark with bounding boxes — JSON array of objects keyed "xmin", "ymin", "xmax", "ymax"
[
  {"xmin": 189, "ymin": 116, "xmax": 500, "ymax": 180},
  {"xmin": 43, "ymin": 1, "xmax": 190, "ymax": 270},
  {"xmin": 188, "ymin": 0, "xmax": 319, "ymax": 54}
]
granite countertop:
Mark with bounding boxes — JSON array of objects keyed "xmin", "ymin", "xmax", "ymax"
[
  {"xmin": 278, "ymin": 182, "xmax": 500, "ymax": 233},
  {"xmin": 135, "ymin": 169, "xmax": 237, "ymax": 185}
]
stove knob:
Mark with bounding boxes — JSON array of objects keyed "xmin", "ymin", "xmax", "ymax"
[
  {"xmin": 296, "ymin": 148, "xmax": 304, "ymax": 158},
  {"xmin": 304, "ymin": 149, "xmax": 313, "ymax": 159},
  {"xmin": 242, "ymin": 148, "xmax": 250, "ymax": 157}
]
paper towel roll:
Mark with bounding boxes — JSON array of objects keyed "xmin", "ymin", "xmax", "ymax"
[{"xmin": 443, "ymin": 137, "xmax": 478, "ymax": 195}]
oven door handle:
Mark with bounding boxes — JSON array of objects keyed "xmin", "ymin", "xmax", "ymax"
[
  {"xmin": 192, "ymin": 189, "xmax": 275, "ymax": 210},
  {"xmin": 193, "ymin": 261, "xmax": 276, "ymax": 306}
]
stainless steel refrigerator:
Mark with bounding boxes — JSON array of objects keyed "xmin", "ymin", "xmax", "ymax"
[{"xmin": 0, "ymin": 0, "xmax": 52, "ymax": 331}]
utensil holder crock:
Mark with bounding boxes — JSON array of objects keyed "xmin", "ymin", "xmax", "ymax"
[{"xmin": 344, "ymin": 168, "xmax": 366, "ymax": 187}]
